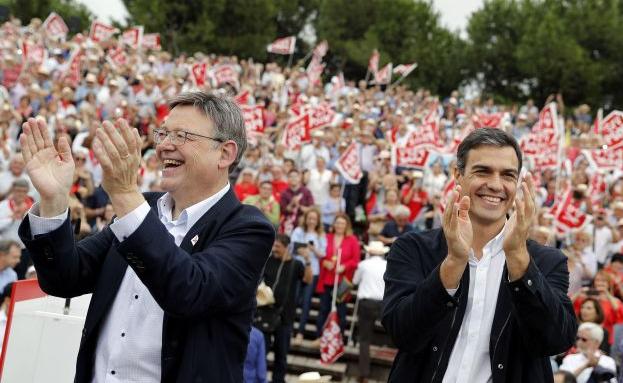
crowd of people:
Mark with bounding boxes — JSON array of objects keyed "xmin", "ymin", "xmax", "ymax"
[{"xmin": 1, "ymin": 15, "xmax": 623, "ymax": 383}]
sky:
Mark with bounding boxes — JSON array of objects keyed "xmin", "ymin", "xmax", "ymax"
[{"xmin": 76, "ymin": 0, "xmax": 484, "ymax": 36}]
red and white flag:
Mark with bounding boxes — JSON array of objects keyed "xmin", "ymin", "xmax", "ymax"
[
  {"xmin": 64, "ymin": 49, "xmax": 83, "ymax": 88},
  {"xmin": 122, "ymin": 26, "xmax": 143, "ymax": 49},
  {"xmin": 474, "ymin": 113, "xmax": 503, "ymax": 129},
  {"xmin": 282, "ymin": 114, "xmax": 311, "ymax": 150},
  {"xmin": 373, "ymin": 63, "xmax": 393, "ymax": 85},
  {"xmin": 1, "ymin": 63, "xmax": 22, "ymax": 88},
  {"xmin": 368, "ymin": 49, "xmax": 380, "ymax": 73},
  {"xmin": 266, "ymin": 36, "xmax": 296, "ymax": 55},
  {"xmin": 241, "ymin": 105, "xmax": 265, "ymax": 143},
  {"xmin": 142, "ymin": 33, "xmax": 161, "ymax": 50},
  {"xmin": 393, "ymin": 63, "xmax": 417, "ymax": 78},
  {"xmin": 89, "ymin": 20, "xmax": 117, "ymax": 43},
  {"xmin": 313, "ymin": 40, "xmax": 329, "ymax": 59},
  {"xmin": 393, "ymin": 145, "xmax": 432, "ymax": 170},
  {"xmin": 593, "ymin": 108, "xmax": 603, "ymax": 136},
  {"xmin": 599, "ymin": 110, "xmax": 623, "ymax": 149},
  {"xmin": 106, "ymin": 46, "xmax": 127, "ymax": 68},
  {"xmin": 310, "ymin": 102, "xmax": 336, "ymax": 130},
  {"xmin": 583, "ymin": 147, "xmax": 623, "ymax": 171},
  {"xmin": 42, "ymin": 12, "xmax": 69, "ymax": 39},
  {"xmin": 335, "ymin": 142, "xmax": 363, "ymax": 184},
  {"xmin": 552, "ymin": 188, "xmax": 588, "ymax": 234},
  {"xmin": 190, "ymin": 62, "xmax": 208, "ymax": 88},
  {"xmin": 21, "ymin": 41, "xmax": 46, "ymax": 64},
  {"xmin": 320, "ymin": 310, "xmax": 345, "ymax": 364},
  {"xmin": 234, "ymin": 90, "xmax": 250, "ymax": 105},
  {"xmin": 306, "ymin": 55, "xmax": 325, "ymax": 86},
  {"xmin": 209, "ymin": 64, "xmax": 239, "ymax": 88}
]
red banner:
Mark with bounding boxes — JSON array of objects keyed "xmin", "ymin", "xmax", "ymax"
[
  {"xmin": 89, "ymin": 21, "xmax": 117, "ymax": 43},
  {"xmin": 599, "ymin": 111, "xmax": 623, "ymax": 149},
  {"xmin": 282, "ymin": 114, "xmax": 311, "ymax": 150},
  {"xmin": 122, "ymin": 26, "xmax": 143, "ymax": 49},
  {"xmin": 21, "ymin": 41, "xmax": 46, "ymax": 64},
  {"xmin": 106, "ymin": 46, "xmax": 127, "ymax": 68},
  {"xmin": 64, "ymin": 49, "xmax": 83, "ymax": 88},
  {"xmin": 142, "ymin": 33, "xmax": 161, "ymax": 50},
  {"xmin": 393, "ymin": 63, "xmax": 417, "ymax": 78},
  {"xmin": 191, "ymin": 62, "xmax": 208, "ymax": 88},
  {"xmin": 266, "ymin": 36, "xmax": 296, "ymax": 55},
  {"xmin": 393, "ymin": 145, "xmax": 431, "ymax": 169},
  {"xmin": 474, "ymin": 113, "xmax": 503, "ymax": 129},
  {"xmin": 310, "ymin": 102, "xmax": 335, "ymax": 130},
  {"xmin": 42, "ymin": 12, "xmax": 68, "ymax": 39},
  {"xmin": 583, "ymin": 147, "xmax": 623, "ymax": 171},
  {"xmin": 209, "ymin": 64, "xmax": 239, "ymax": 88},
  {"xmin": 320, "ymin": 311, "xmax": 345, "ymax": 365},
  {"xmin": 241, "ymin": 105, "xmax": 264, "ymax": 136},
  {"xmin": 335, "ymin": 142, "xmax": 362, "ymax": 184},
  {"xmin": 373, "ymin": 63, "xmax": 392, "ymax": 85},
  {"xmin": 552, "ymin": 189, "xmax": 588, "ymax": 234},
  {"xmin": 234, "ymin": 90, "xmax": 250, "ymax": 105}
]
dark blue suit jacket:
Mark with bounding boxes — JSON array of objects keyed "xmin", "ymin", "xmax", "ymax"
[{"xmin": 19, "ymin": 189, "xmax": 275, "ymax": 383}]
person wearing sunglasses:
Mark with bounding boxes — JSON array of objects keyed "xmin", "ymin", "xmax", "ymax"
[{"xmin": 559, "ymin": 322, "xmax": 616, "ymax": 383}]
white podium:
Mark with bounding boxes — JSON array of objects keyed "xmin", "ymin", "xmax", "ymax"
[{"xmin": 0, "ymin": 279, "xmax": 91, "ymax": 383}]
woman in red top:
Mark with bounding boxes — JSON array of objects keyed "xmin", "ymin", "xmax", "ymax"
[
  {"xmin": 315, "ymin": 213, "xmax": 361, "ymax": 339},
  {"xmin": 572, "ymin": 270, "xmax": 623, "ymax": 345},
  {"xmin": 234, "ymin": 168, "xmax": 259, "ymax": 201}
]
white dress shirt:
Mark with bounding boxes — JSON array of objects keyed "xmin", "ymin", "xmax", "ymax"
[
  {"xmin": 28, "ymin": 184, "xmax": 230, "ymax": 383},
  {"xmin": 443, "ymin": 228, "xmax": 506, "ymax": 383},
  {"xmin": 353, "ymin": 255, "xmax": 387, "ymax": 301},
  {"xmin": 559, "ymin": 351, "xmax": 617, "ymax": 383}
]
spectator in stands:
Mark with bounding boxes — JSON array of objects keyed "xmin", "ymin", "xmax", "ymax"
[
  {"xmin": 577, "ymin": 297, "xmax": 609, "ymax": 353},
  {"xmin": 280, "ymin": 169, "xmax": 314, "ymax": 234},
  {"xmin": 305, "ymin": 156, "xmax": 333, "ymax": 208},
  {"xmin": 0, "ymin": 179, "xmax": 33, "ymax": 246},
  {"xmin": 569, "ymin": 230, "xmax": 598, "ymax": 286},
  {"xmin": 321, "ymin": 183, "xmax": 345, "ymax": 231},
  {"xmin": 559, "ymin": 323, "xmax": 617, "ymax": 383},
  {"xmin": 589, "ymin": 208, "xmax": 618, "ymax": 267},
  {"xmin": 291, "ymin": 207, "xmax": 327, "ymax": 345},
  {"xmin": 553, "ymin": 370, "xmax": 577, "ymax": 383},
  {"xmin": 400, "ymin": 170, "xmax": 428, "ymax": 222},
  {"xmin": 243, "ymin": 180, "xmax": 280, "ymax": 228},
  {"xmin": 0, "ymin": 282, "xmax": 13, "ymax": 351},
  {"xmin": 353, "ymin": 241, "xmax": 389, "ymax": 383},
  {"xmin": 316, "ymin": 213, "xmax": 360, "ymax": 342},
  {"xmin": 243, "ymin": 326, "xmax": 268, "ymax": 383},
  {"xmin": 378, "ymin": 205, "xmax": 413, "ymax": 245},
  {"xmin": 260, "ymin": 234, "xmax": 312, "ymax": 383},
  {"xmin": 0, "ymin": 240, "xmax": 20, "ymax": 291},
  {"xmin": 235, "ymin": 167, "xmax": 259, "ymax": 202}
]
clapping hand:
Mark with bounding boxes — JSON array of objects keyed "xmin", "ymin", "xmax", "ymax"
[
  {"xmin": 503, "ymin": 172, "xmax": 536, "ymax": 280},
  {"xmin": 20, "ymin": 118, "xmax": 74, "ymax": 217},
  {"xmin": 442, "ymin": 185, "xmax": 472, "ymax": 262}
]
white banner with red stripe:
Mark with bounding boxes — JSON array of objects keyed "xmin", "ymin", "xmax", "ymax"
[
  {"xmin": 122, "ymin": 26, "xmax": 143, "ymax": 49},
  {"xmin": 320, "ymin": 310, "xmax": 345, "ymax": 364},
  {"xmin": 21, "ymin": 41, "xmax": 46, "ymax": 64},
  {"xmin": 190, "ymin": 62, "xmax": 208, "ymax": 88},
  {"xmin": 42, "ymin": 12, "xmax": 69, "ymax": 39},
  {"xmin": 281, "ymin": 114, "xmax": 311, "ymax": 150},
  {"xmin": 335, "ymin": 142, "xmax": 363, "ymax": 184},
  {"xmin": 106, "ymin": 46, "xmax": 127, "ymax": 68},
  {"xmin": 266, "ymin": 36, "xmax": 296, "ymax": 55},
  {"xmin": 89, "ymin": 20, "xmax": 117, "ymax": 43},
  {"xmin": 141, "ymin": 33, "xmax": 161, "ymax": 50},
  {"xmin": 373, "ymin": 63, "xmax": 392, "ymax": 85},
  {"xmin": 208, "ymin": 64, "xmax": 239, "ymax": 88}
]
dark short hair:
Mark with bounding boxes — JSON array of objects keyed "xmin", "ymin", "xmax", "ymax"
[
  {"xmin": 611, "ymin": 253, "xmax": 623, "ymax": 264},
  {"xmin": 456, "ymin": 128, "xmax": 522, "ymax": 174},
  {"xmin": 579, "ymin": 297, "xmax": 605, "ymax": 324},
  {"xmin": 287, "ymin": 168, "xmax": 300, "ymax": 176},
  {"xmin": 275, "ymin": 233, "xmax": 290, "ymax": 247},
  {"xmin": 1, "ymin": 282, "xmax": 13, "ymax": 301}
]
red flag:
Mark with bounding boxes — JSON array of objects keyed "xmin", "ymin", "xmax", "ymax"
[
  {"xmin": 89, "ymin": 21, "xmax": 117, "ymax": 43},
  {"xmin": 393, "ymin": 144, "xmax": 431, "ymax": 170},
  {"xmin": 310, "ymin": 102, "xmax": 336, "ymax": 130},
  {"xmin": 582, "ymin": 147, "xmax": 623, "ymax": 171},
  {"xmin": 320, "ymin": 310, "xmax": 345, "ymax": 364},
  {"xmin": 64, "ymin": 49, "xmax": 83, "ymax": 88},
  {"xmin": 241, "ymin": 105, "xmax": 265, "ymax": 145},
  {"xmin": 599, "ymin": 110, "xmax": 623, "ymax": 149},
  {"xmin": 282, "ymin": 114, "xmax": 311, "ymax": 150},
  {"xmin": 191, "ymin": 62, "xmax": 208, "ymax": 88},
  {"xmin": 266, "ymin": 36, "xmax": 296, "ymax": 55},
  {"xmin": 142, "ymin": 33, "xmax": 161, "ymax": 50},
  {"xmin": 42, "ymin": 12, "xmax": 68, "ymax": 39},
  {"xmin": 393, "ymin": 63, "xmax": 417, "ymax": 78},
  {"xmin": 474, "ymin": 113, "xmax": 503, "ymax": 129},
  {"xmin": 313, "ymin": 40, "xmax": 329, "ymax": 58},
  {"xmin": 306, "ymin": 55, "xmax": 325, "ymax": 86},
  {"xmin": 21, "ymin": 41, "xmax": 46, "ymax": 64},
  {"xmin": 552, "ymin": 189, "xmax": 588, "ymax": 234},
  {"xmin": 335, "ymin": 142, "xmax": 362, "ymax": 184},
  {"xmin": 234, "ymin": 90, "xmax": 250, "ymax": 105},
  {"xmin": 122, "ymin": 26, "xmax": 143, "ymax": 49},
  {"xmin": 368, "ymin": 49, "xmax": 380, "ymax": 73},
  {"xmin": 106, "ymin": 46, "xmax": 128, "ymax": 68},
  {"xmin": 373, "ymin": 63, "xmax": 393, "ymax": 85}
]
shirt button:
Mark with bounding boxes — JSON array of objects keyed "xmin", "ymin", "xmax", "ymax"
[
  {"xmin": 514, "ymin": 287, "xmax": 520, "ymax": 292},
  {"xmin": 497, "ymin": 363, "xmax": 504, "ymax": 370},
  {"xmin": 134, "ymin": 295, "xmax": 139, "ymax": 299},
  {"xmin": 527, "ymin": 279, "xmax": 533, "ymax": 287},
  {"xmin": 433, "ymin": 346, "xmax": 438, "ymax": 352},
  {"xmin": 111, "ymin": 370, "xmax": 116, "ymax": 375},
  {"xmin": 121, "ymin": 332, "xmax": 125, "ymax": 337}
]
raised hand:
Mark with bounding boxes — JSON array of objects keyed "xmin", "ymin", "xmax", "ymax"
[
  {"xmin": 20, "ymin": 118, "xmax": 74, "ymax": 217},
  {"xmin": 92, "ymin": 118, "xmax": 144, "ymax": 218},
  {"xmin": 442, "ymin": 185, "xmax": 472, "ymax": 262}
]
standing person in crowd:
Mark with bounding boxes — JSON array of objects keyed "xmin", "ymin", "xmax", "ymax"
[
  {"xmin": 305, "ymin": 156, "xmax": 333, "ymax": 208},
  {"xmin": 378, "ymin": 205, "xmax": 414, "ymax": 245},
  {"xmin": 589, "ymin": 208, "xmax": 619, "ymax": 267},
  {"xmin": 17, "ymin": 92, "xmax": 275, "ymax": 382},
  {"xmin": 353, "ymin": 241, "xmax": 388, "ymax": 383},
  {"xmin": 243, "ymin": 180, "xmax": 280, "ymax": 228},
  {"xmin": 235, "ymin": 167, "xmax": 260, "ymax": 202},
  {"xmin": 260, "ymin": 234, "xmax": 312, "ymax": 383},
  {"xmin": 316, "ymin": 213, "xmax": 360, "ymax": 342},
  {"xmin": 280, "ymin": 169, "xmax": 314, "ymax": 234},
  {"xmin": 569, "ymin": 230, "xmax": 598, "ymax": 286},
  {"xmin": 0, "ymin": 240, "xmax": 20, "ymax": 291},
  {"xmin": 383, "ymin": 128, "xmax": 576, "ymax": 382},
  {"xmin": 321, "ymin": 183, "xmax": 345, "ymax": 231},
  {"xmin": 400, "ymin": 170, "xmax": 428, "ymax": 222},
  {"xmin": 559, "ymin": 323, "xmax": 617, "ymax": 383},
  {"xmin": 290, "ymin": 207, "xmax": 327, "ymax": 345}
]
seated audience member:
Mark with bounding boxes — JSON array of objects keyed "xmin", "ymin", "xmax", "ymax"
[
  {"xmin": 553, "ymin": 370, "xmax": 577, "ymax": 383},
  {"xmin": 559, "ymin": 323, "xmax": 617, "ymax": 383},
  {"xmin": 243, "ymin": 326, "xmax": 267, "ymax": 383},
  {"xmin": 577, "ymin": 297, "xmax": 609, "ymax": 353},
  {"xmin": 378, "ymin": 204, "xmax": 413, "ymax": 245},
  {"xmin": 243, "ymin": 181, "xmax": 280, "ymax": 227},
  {"xmin": 0, "ymin": 240, "xmax": 20, "ymax": 291}
]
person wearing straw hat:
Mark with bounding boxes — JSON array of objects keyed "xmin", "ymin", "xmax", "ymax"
[
  {"xmin": 297, "ymin": 371, "xmax": 331, "ymax": 382},
  {"xmin": 382, "ymin": 128, "xmax": 576, "ymax": 382},
  {"xmin": 353, "ymin": 241, "xmax": 389, "ymax": 383}
]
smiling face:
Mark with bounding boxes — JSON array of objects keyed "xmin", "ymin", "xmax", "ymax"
[
  {"xmin": 156, "ymin": 105, "xmax": 224, "ymax": 206},
  {"xmin": 454, "ymin": 145, "xmax": 519, "ymax": 227}
]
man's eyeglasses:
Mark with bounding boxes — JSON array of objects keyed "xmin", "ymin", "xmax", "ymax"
[{"xmin": 153, "ymin": 128, "xmax": 224, "ymax": 146}]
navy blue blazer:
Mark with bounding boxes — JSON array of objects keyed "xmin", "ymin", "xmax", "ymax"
[
  {"xmin": 382, "ymin": 228, "xmax": 577, "ymax": 383},
  {"xmin": 19, "ymin": 189, "xmax": 275, "ymax": 383}
]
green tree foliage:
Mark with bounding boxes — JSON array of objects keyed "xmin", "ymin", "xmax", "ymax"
[{"xmin": 0, "ymin": 0, "xmax": 92, "ymax": 33}]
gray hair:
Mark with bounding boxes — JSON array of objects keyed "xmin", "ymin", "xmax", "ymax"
[
  {"xmin": 456, "ymin": 128, "xmax": 522, "ymax": 174},
  {"xmin": 168, "ymin": 91, "xmax": 247, "ymax": 173},
  {"xmin": 578, "ymin": 322, "xmax": 604, "ymax": 344},
  {"xmin": 394, "ymin": 204, "xmax": 411, "ymax": 218},
  {"xmin": 0, "ymin": 240, "xmax": 18, "ymax": 254}
]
